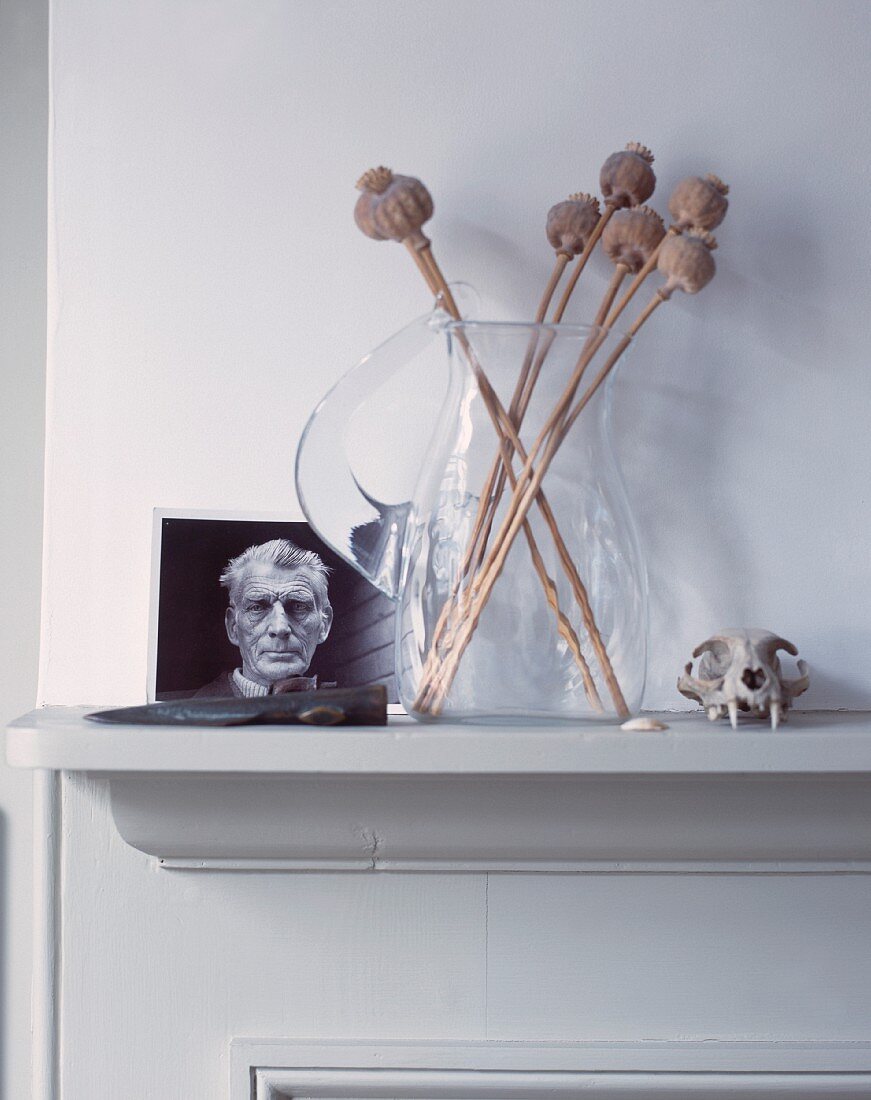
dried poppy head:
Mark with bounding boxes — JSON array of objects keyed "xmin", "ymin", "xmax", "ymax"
[
  {"xmin": 602, "ymin": 206, "xmax": 666, "ymax": 272},
  {"xmin": 600, "ymin": 143, "xmax": 656, "ymax": 209},
  {"xmin": 657, "ymin": 228, "xmax": 717, "ymax": 297},
  {"xmin": 355, "ymin": 167, "xmax": 434, "ymax": 247},
  {"xmin": 545, "ymin": 192, "xmax": 601, "ymax": 257},
  {"xmin": 354, "ymin": 167, "xmax": 391, "ymax": 240},
  {"xmin": 667, "ymin": 174, "xmax": 729, "ymax": 231}
]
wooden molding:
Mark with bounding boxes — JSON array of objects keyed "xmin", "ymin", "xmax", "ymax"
[
  {"xmin": 8, "ymin": 709, "xmax": 871, "ymax": 871},
  {"xmin": 230, "ymin": 1040, "xmax": 871, "ymax": 1100}
]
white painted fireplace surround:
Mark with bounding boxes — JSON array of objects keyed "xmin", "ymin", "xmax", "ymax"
[
  {"xmin": 8, "ymin": 708, "xmax": 871, "ymax": 1097},
  {"xmin": 18, "ymin": 2, "xmax": 871, "ymax": 1097}
]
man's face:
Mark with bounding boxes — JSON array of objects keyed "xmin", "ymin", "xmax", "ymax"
[{"xmin": 225, "ymin": 561, "xmax": 333, "ymax": 686}]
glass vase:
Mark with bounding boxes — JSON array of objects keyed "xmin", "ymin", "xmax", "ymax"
[{"xmin": 296, "ymin": 310, "xmax": 647, "ymax": 723}]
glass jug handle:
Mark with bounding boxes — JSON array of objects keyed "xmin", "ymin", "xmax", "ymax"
[{"xmin": 295, "ymin": 311, "xmax": 446, "ymax": 599}]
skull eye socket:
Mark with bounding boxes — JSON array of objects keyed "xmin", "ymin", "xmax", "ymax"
[{"xmin": 742, "ymin": 668, "xmax": 766, "ymax": 691}]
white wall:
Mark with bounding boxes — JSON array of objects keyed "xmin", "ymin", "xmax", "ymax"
[
  {"xmin": 41, "ymin": 0, "xmax": 871, "ymax": 709},
  {"xmin": 0, "ymin": 0, "xmax": 47, "ymax": 1093}
]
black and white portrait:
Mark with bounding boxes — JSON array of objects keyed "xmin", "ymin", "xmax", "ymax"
[{"xmin": 149, "ymin": 512, "xmax": 397, "ymax": 702}]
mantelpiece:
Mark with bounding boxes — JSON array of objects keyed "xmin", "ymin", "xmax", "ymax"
[
  {"xmin": 9, "ymin": 707, "xmax": 871, "ymax": 1099},
  {"xmin": 8, "ymin": 707, "xmax": 871, "ymax": 871}
]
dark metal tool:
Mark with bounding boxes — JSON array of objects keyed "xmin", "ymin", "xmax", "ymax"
[{"xmin": 86, "ymin": 685, "xmax": 387, "ymax": 727}]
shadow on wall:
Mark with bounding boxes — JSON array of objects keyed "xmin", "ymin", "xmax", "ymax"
[
  {"xmin": 804, "ymin": 642, "xmax": 871, "ymax": 711},
  {"xmin": 613, "ymin": 164, "xmax": 866, "ymax": 709},
  {"xmin": 615, "ymin": 314, "xmax": 757, "ymax": 672}
]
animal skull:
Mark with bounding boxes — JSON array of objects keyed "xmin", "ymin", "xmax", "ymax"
[{"xmin": 677, "ymin": 628, "xmax": 809, "ymax": 729}]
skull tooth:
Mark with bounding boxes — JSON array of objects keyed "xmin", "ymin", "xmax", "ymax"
[
  {"xmin": 727, "ymin": 700, "xmax": 738, "ymax": 730},
  {"xmin": 770, "ymin": 702, "xmax": 781, "ymax": 730},
  {"xmin": 707, "ymin": 706, "xmax": 719, "ymax": 722}
]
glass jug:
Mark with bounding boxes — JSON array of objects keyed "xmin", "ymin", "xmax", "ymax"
[{"xmin": 295, "ymin": 306, "xmax": 647, "ymax": 723}]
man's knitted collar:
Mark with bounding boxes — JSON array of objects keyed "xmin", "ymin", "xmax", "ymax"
[{"xmin": 231, "ymin": 668, "xmax": 318, "ymax": 697}]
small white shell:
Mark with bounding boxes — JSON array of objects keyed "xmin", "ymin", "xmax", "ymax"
[{"xmin": 620, "ymin": 716, "xmax": 669, "ymax": 731}]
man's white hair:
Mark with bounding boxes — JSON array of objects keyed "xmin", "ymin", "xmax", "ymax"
[{"xmin": 220, "ymin": 539, "xmax": 331, "ymax": 606}]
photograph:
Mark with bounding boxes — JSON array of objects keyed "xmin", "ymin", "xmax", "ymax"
[{"xmin": 149, "ymin": 511, "xmax": 398, "ymax": 703}]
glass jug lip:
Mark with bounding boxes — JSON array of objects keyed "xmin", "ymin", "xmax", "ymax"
[{"xmin": 437, "ymin": 315, "xmax": 633, "ymax": 343}]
